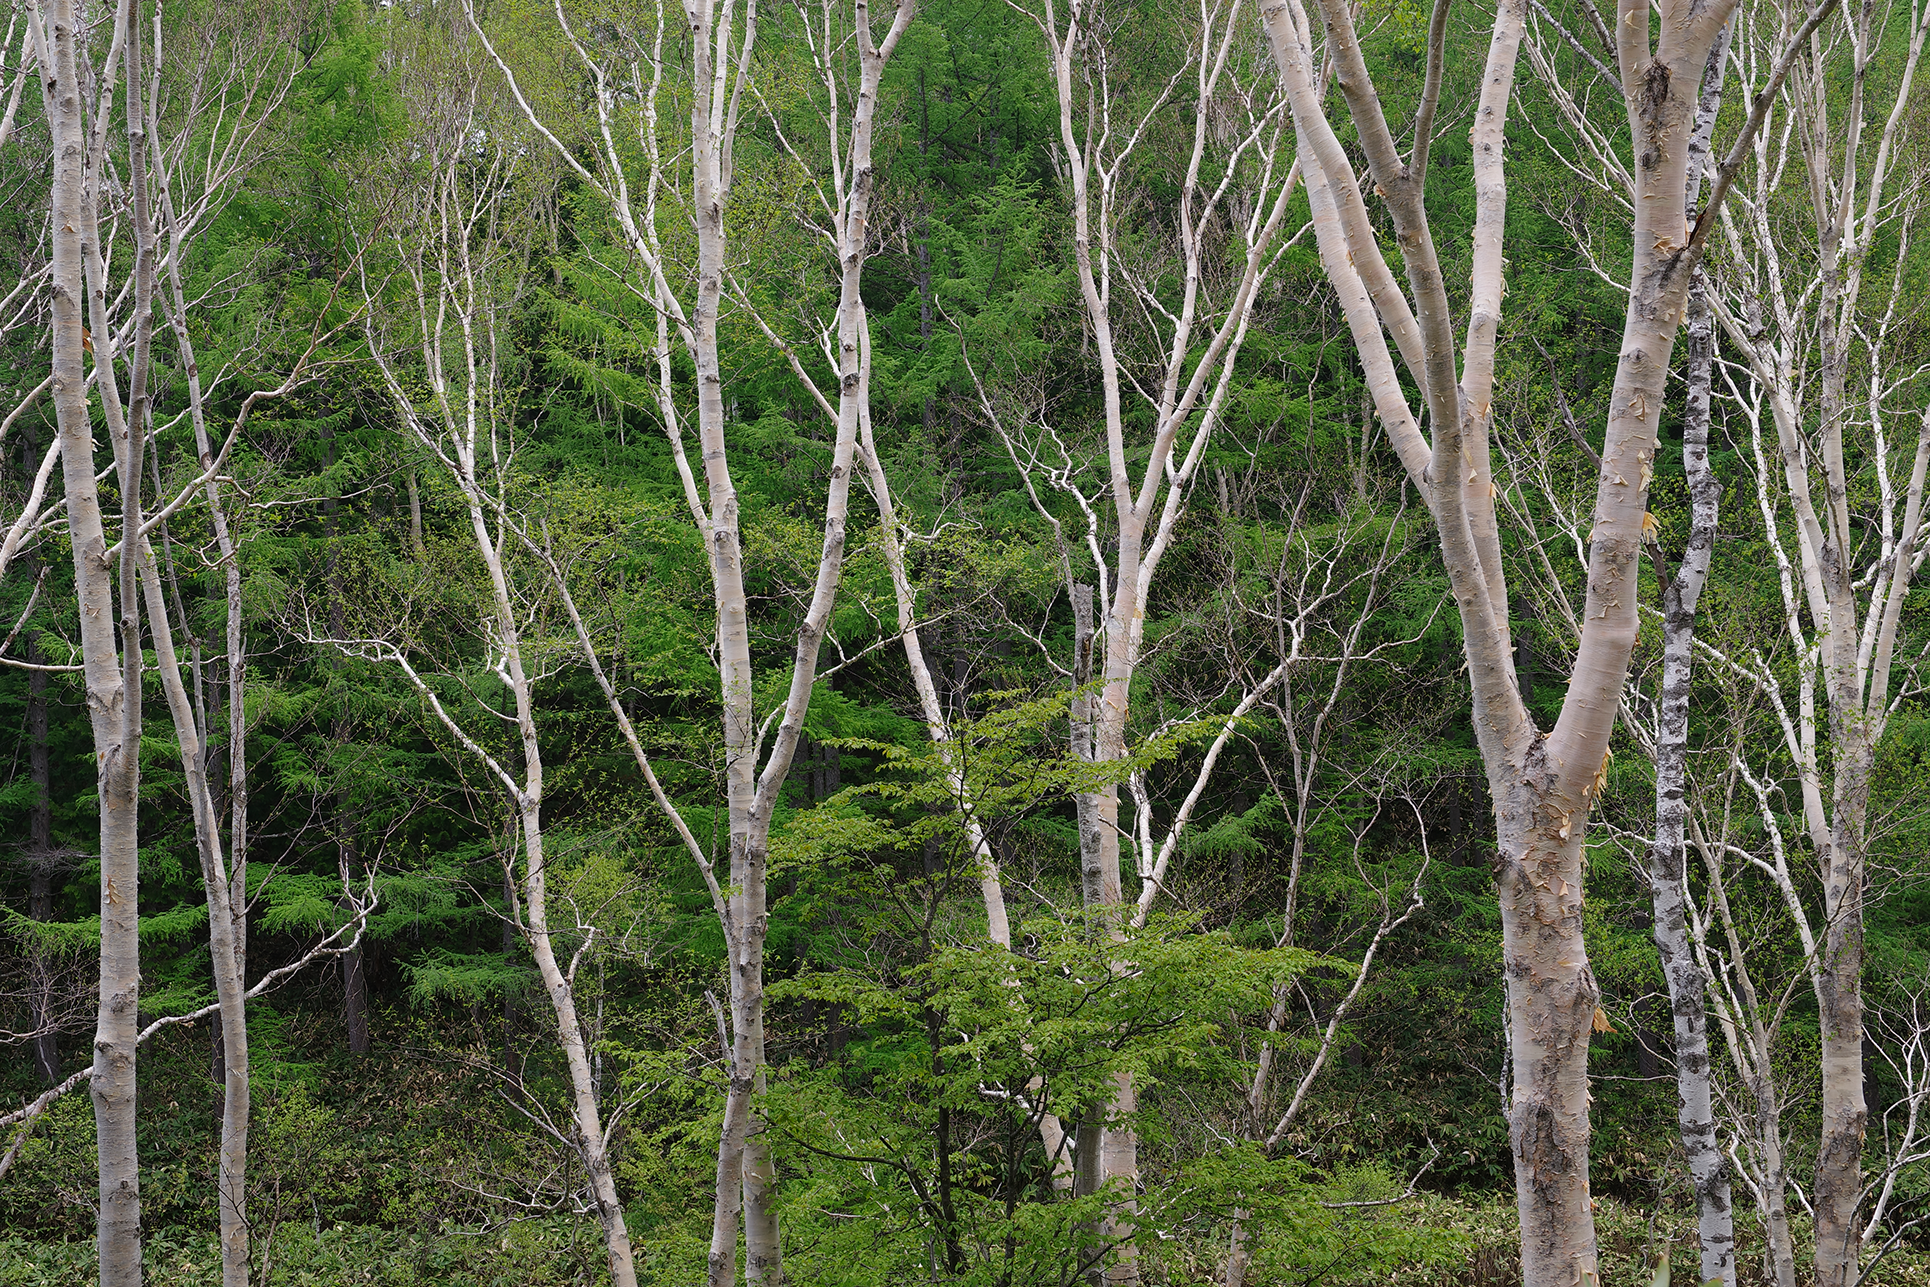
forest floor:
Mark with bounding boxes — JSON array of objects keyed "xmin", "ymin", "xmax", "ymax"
[{"xmin": 7, "ymin": 1195, "xmax": 1930, "ymax": 1287}]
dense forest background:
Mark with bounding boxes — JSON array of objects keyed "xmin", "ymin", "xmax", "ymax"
[{"xmin": 2, "ymin": 0, "xmax": 1929, "ymax": 1282}]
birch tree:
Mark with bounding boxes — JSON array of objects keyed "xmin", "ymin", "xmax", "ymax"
[
  {"xmin": 1702, "ymin": 6, "xmax": 1930, "ymax": 1277},
  {"xmin": 948, "ymin": 5, "xmax": 1309, "ymax": 1265},
  {"xmin": 29, "ymin": 2, "xmax": 160, "ymax": 1276},
  {"xmin": 137, "ymin": 10, "xmax": 335, "ymax": 1280},
  {"xmin": 463, "ymin": 1, "xmax": 914, "ymax": 1279},
  {"xmin": 12, "ymin": 3, "xmax": 368, "ymax": 1281},
  {"xmin": 334, "ymin": 74, "xmax": 654, "ymax": 1285},
  {"xmin": 1514, "ymin": 15, "xmax": 1740, "ymax": 1280},
  {"xmin": 1631, "ymin": 266, "xmax": 1734, "ymax": 1287},
  {"xmin": 1256, "ymin": 0, "xmax": 1839, "ymax": 1274},
  {"xmin": 1515, "ymin": 0, "xmax": 1930, "ymax": 1272}
]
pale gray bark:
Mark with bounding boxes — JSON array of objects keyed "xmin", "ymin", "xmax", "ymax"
[
  {"xmin": 1804, "ymin": 12, "xmax": 1905, "ymax": 1264},
  {"xmin": 1673, "ymin": 3, "xmax": 1930, "ymax": 1276},
  {"xmin": 723, "ymin": 11, "xmax": 914, "ymax": 1274},
  {"xmin": 137, "ymin": 548, "xmax": 250, "ymax": 1287},
  {"xmin": 1635, "ymin": 28, "xmax": 1736, "ymax": 1287},
  {"xmin": 1648, "ymin": 264, "xmax": 1733, "ymax": 1287},
  {"xmin": 131, "ymin": 17, "xmax": 261, "ymax": 1276},
  {"xmin": 854, "ymin": 399, "xmax": 1092, "ymax": 1186},
  {"xmin": 975, "ymin": 11, "xmax": 1306, "ymax": 1268},
  {"xmin": 1256, "ymin": 0, "xmax": 1823, "ymax": 1273},
  {"xmin": 469, "ymin": 3, "xmax": 918, "ymax": 1278},
  {"xmin": 351, "ymin": 95, "xmax": 640, "ymax": 1286},
  {"xmin": 31, "ymin": 1, "xmax": 144, "ymax": 1279}
]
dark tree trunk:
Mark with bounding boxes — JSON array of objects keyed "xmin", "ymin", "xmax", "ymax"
[
  {"xmin": 502, "ymin": 861, "xmax": 518, "ymax": 1073},
  {"xmin": 28, "ymin": 629, "xmax": 58, "ymax": 1084},
  {"xmin": 24, "ymin": 422, "xmax": 59, "ymax": 1085},
  {"xmin": 1635, "ymin": 997, "xmax": 1665, "ymax": 1082},
  {"xmin": 343, "ymin": 938, "xmax": 369, "ymax": 1056}
]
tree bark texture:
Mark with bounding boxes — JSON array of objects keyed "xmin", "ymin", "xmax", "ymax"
[
  {"xmin": 1648, "ymin": 266, "xmax": 1733, "ymax": 1287},
  {"xmin": 1642, "ymin": 28, "xmax": 1735, "ymax": 1287},
  {"xmin": 35, "ymin": 0, "xmax": 147, "ymax": 1278},
  {"xmin": 1257, "ymin": 0, "xmax": 1754, "ymax": 1274}
]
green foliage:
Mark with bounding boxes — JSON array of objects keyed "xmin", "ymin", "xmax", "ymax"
[{"xmin": 7, "ymin": 0, "xmax": 1930, "ymax": 1279}]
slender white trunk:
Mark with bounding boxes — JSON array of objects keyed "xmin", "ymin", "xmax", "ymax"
[
  {"xmin": 470, "ymin": 2, "xmax": 910, "ymax": 1277},
  {"xmin": 1011, "ymin": 12, "xmax": 1305, "ymax": 1266},
  {"xmin": 516, "ymin": 803, "xmax": 640, "ymax": 1287},
  {"xmin": 462, "ymin": 479, "xmax": 641, "ymax": 1287},
  {"xmin": 137, "ymin": 549, "xmax": 250, "ymax": 1287},
  {"xmin": 856, "ymin": 426, "xmax": 1085, "ymax": 1188},
  {"xmin": 35, "ymin": 2, "xmax": 144, "ymax": 1278},
  {"xmin": 1256, "ymin": 0, "xmax": 1788, "ymax": 1270},
  {"xmin": 1635, "ymin": 31, "xmax": 1737, "ymax": 1287},
  {"xmin": 356, "ymin": 113, "xmax": 642, "ymax": 1281},
  {"xmin": 1649, "ymin": 268, "xmax": 1733, "ymax": 1287},
  {"xmin": 134, "ymin": 19, "xmax": 260, "ymax": 1273}
]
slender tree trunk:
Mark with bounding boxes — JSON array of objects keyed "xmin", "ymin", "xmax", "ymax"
[
  {"xmin": 1815, "ymin": 774, "xmax": 1870, "ymax": 1287},
  {"xmin": 1260, "ymin": 0, "xmax": 1761, "ymax": 1269},
  {"xmin": 858, "ymin": 410, "xmax": 1090, "ymax": 1194},
  {"xmin": 1639, "ymin": 33, "xmax": 1737, "ymax": 1286},
  {"xmin": 1649, "ymin": 268, "xmax": 1734, "ymax": 1287},
  {"xmin": 152, "ymin": 152, "xmax": 254, "ymax": 1173},
  {"xmin": 1804, "ymin": 15, "xmax": 1885, "ymax": 1278},
  {"xmin": 469, "ymin": 5, "xmax": 907, "ymax": 1281},
  {"xmin": 342, "ymin": 834, "xmax": 368, "ymax": 1057},
  {"xmin": 701, "ymin": 179, "xmax": 770, "ymax": 1287},
  {"xmin": 27, "ymin": 608, "xmax": 57, "ymax": 1085},
  {"xmin": 138, "ymin": 549, "xmax": 251, "ymax": 1287},
  {"xmin": 517, "ymin": 804, "xmax": 640, "ymax": 1287},
  {"xmin": 1068, "ymin": 575, "xmax": 1119, "ymax": 1224},
  {"xmin": 445, "ymin": 433, "xmax": 649, "ymax": 1284},
  {"xmin": 109, "ymin": 8, "xmax": 254, "ymax": 1275},
  {"xmin": 35, "ymin": 1, "xmax": 148, "ymax": 1277},
  {"xmin": 1081, "ymin": 571, "xmax": 1142, "ymax": 1282},
  {"xmin": 1070, "ymin": 584, "xmax": 1102, "ymax": 908},
  {"xmin": 208, "ymin": 686, "xmax": 229, "ymax": 1100},
  {"xmin": 1026, "ymin": 9, "xmax": 1315, "ymax": 1271},
  {"xmin": 1757, "ymin": 1074, "xmax": 1799, "ymax": 1287}
]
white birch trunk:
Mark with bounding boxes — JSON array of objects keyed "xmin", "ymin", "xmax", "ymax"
[
  {"xmin": 353, "ymin": 105, "xmax": 642, "ymax": 1283},
  {"xmin": 1648, "ymin": 265, "xmax": 1733, "ymax": 1287},
  {"xmin": 1254, "ymin": 0, "xmax": 1806, "ymax": 1272},
  {"xmin": 984, "ymin": 9, "xmax": 1307, "ymax": 1269},
  {"xmin": 1694, "ymin": 6, "xmax": 1928, "ymax": 1276},
  {"xmin": 32, "ymin": 2, "xmax": 144, "ymax": 1278},
  {"xmin": 466, "ymin": 3, "xmax": 920, "ymax": 1276},
  {"xmin": 136, "ymin": 550, "xmax": 251, "ymax": 1287},
  {"xmin": 1633, "ymin": 28, "xmax": 1737, "ymax": 1287}
]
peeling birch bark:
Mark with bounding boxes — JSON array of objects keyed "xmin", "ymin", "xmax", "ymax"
[
  {"xmin": 1637, "ymin": 28, "xmax": 1737, "ymax": 1287},
  {"xmin": 1254, "ymin": 0, "xmax": 1821, "ymax": 1272},
  {"xmin": 1648, "ymin": 264, "xmax": 1734, "ymax": 1287}
]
